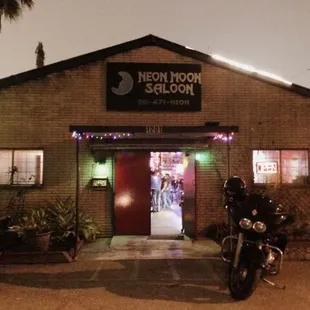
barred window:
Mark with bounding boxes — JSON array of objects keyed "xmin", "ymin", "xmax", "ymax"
[
  {"xmin": 0, "ymin": 150, "xmax": 44, "ymax": 185},
  {"xmin": 253, "ymin": 150, "xmax": 308, "ymax": 185}
]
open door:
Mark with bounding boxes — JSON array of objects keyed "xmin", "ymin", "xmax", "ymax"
[
  {"xmin": 114, "ymin": 151, "xmax": 151, "ymax": 235},
  {"xmin": 182, "ymin": 153, "xmax": 196, "ymax": 237}
]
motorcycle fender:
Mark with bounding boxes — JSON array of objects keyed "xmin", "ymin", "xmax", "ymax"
[{"xmin": 241, "ymin": 242, "xmax": 264, "ymax": 268}]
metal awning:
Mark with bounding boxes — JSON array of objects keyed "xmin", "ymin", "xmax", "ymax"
[
  {"xmin": 69, "ymin": 124, "xmax": 238, "ymax": 141},
  {"xmin": 69, "ymin": 124, "xmax": 238, "ymax": 135},
  {"xmin": 90, "ymin": 140, "xmax": 209, "ymax": 151},
  {"xmin": 69, "ymin": 124, "xmax": 238, "ymax": 150}
]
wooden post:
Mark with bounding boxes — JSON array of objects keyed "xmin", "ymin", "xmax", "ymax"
[
  {"xmin": 74, "ymin": 138, "xmax": 80, "ymax": 259},
  {"xmin": 227, "ymin": 133, "xmax": 231, "ymax": 178},
  {"xmin": 226, "ymin": 133, "xmax": 233, "ymax": 250}
]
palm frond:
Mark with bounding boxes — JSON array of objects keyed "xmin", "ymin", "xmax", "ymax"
[
  {"xmin": 0, "ymin": 0, "xmax": 34, "ymax": 22},
  {"xmin": 20, "ymin": 0, "xmax": 34, "ymax": 8},
  {"xmin": 1, "ymin": 0, "xmax": 21, "ymax": 20}
]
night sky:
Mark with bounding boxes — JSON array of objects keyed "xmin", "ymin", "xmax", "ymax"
[{"xmin": 0, "ymin": 0, "xmax": 309, "ymax": 88}]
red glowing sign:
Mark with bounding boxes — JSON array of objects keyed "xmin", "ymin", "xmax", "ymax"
[{"xmin": 256, "ymin": 162, "xmax": 278, "ymax": 174}]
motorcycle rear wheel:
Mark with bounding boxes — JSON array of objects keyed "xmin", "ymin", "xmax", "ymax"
[{"xmin": 228, "ymin": 258, "xmax": 261, "ymax": 300}]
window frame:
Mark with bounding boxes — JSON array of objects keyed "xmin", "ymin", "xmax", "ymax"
[
  {"xmin": 252, "ymin": 148, "xmax": 310, "ymax": 187},
  {"xmin": 0, "ymin": 148, "xmax": 45, "ymax": 188}
]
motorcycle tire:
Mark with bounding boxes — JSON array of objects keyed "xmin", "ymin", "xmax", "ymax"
[{"xmin": 228, "ymin": 258, "xmax": 261, "ymax": 300}]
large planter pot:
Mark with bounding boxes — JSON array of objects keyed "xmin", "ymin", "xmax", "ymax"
[{"xmin": 26, "ymin": 231, "xmax": 51, "ymax": 252}]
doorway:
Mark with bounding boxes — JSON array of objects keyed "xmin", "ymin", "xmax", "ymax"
[
  {"xmin": 150, "ymin": 152, "xmax": 185, "ymax": 236},
  {"xmin": 114, "ymin": 151, "xmax": 196, "ymax": 237}
]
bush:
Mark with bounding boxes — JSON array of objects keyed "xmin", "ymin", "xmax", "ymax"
[
  {"xmin": 18, "ymin": 207, "xmax": 51, "ymax": 235},
  {"xmin": 47, "ymin": 196, "xmax": 102, "ymax": 243}
]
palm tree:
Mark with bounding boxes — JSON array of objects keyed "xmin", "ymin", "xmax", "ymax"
[
  {"xmin": 35, "ymin": 41, "xmax": 45, "ymax": 68},
  {"xmin": 0, "ymin": 0, "xmax": 34, "ymax": 32}
]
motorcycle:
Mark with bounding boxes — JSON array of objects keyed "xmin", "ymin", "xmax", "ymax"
[
  {"xmin": 220, "ymin": 177, "xmax": 294, "ymax": 300},
  {"xmin": 0, "ymin": 216, "xmax": 23, "ymax": 255}
]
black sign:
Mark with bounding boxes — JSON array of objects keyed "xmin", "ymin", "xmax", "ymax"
[{"xmin": 106, "ymin": 63, "xmax": 202, "ymax": 111}]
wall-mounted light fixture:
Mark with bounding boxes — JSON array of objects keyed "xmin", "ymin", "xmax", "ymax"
[{"xmin": 92, "ymin": 162, "xmax": 109, "ymax": 190}]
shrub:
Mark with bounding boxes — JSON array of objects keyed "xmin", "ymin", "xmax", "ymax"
[
  {"xmin": 18, "ymin": 207, "xmax": 51, "ymax": 235},
  {"xmin": 47, "ymin": 196, "xmax": 102, "ymax": 242}
]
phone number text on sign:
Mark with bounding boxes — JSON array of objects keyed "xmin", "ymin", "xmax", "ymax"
[{"xmin": 138, "ymin": 99, "xmax": 190, "ymax": 106}]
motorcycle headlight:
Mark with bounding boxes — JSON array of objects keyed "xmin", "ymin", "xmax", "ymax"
[
  {"xmin": 253, "ymin": 221, "xmax": 267, "ymax": 233},
  {"xmin": 239, "ymin": 218, "xmax": 252, "ymax": 230}
]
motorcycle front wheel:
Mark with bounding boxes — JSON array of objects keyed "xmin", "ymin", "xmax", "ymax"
[{"xmin": 228, "ymin": 257, "xmax": 261, "ymax": 300}]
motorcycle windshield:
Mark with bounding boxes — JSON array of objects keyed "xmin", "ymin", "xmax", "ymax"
[{"xmin": 232, "ymin": 194, "xmax": 291, "ymax": 231}]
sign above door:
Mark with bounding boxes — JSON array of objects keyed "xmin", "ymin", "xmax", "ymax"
[{"xmin": 106, "ymin": 63, "xmax": 202, "ymax": 111}]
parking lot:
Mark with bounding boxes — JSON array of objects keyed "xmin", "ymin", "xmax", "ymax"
[{"xmin": 0, "ymin": 257, "xmax": 309, "ymax": 310}]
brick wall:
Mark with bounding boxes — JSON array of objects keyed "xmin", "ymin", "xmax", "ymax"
[{"xmin": 0, "ymin": 46, "xmax": 309, "ymax": 237}]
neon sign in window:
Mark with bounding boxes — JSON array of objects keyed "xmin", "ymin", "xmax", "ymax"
[
  {"xmin": 256, "ymin": 162, "xmax": 278, "ymax": 174},
  {"xmin": 253, "ymin": 150, "xmax": 308, "ymax": 185}
]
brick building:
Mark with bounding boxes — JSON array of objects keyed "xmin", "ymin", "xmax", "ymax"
[{"xmin": 0, "ymin": 35, "xmax": 309, "ymax": 239}]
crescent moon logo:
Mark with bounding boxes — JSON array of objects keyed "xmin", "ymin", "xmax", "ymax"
[{"xmin": 111, "ymin": 71, "xmax": 134, "ymax": 96}]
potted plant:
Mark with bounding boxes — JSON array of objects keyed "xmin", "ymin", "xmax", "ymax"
[
  {"xmin": 19, "ymin": 208, "xmax": 52, "ymax": 252},
  {"xmin": 47, "ymin": 196, "xmax": 101, "ymax": 251}
]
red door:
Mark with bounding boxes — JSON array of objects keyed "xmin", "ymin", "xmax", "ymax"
[
  {"xmin": 182, "ymin": 153, "xmax": 196, "ymax": 238},
  {"xmin": 114, "ymin": 151, "xmax": 151, "ymax": 235}
]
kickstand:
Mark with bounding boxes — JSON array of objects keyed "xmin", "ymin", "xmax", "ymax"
[{"xmin": 262, "ymin": 277, "xmax": 286, "ymax": 290}]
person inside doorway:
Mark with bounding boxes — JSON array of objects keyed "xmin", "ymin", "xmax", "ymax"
[
  {"xmin": 151, "ymin": 170, "xmax": 161, "ymax": 212},
  {"xmin": 171, "ymin": 175, "xmax": 178, "ymax": 204},
  {"xmin": 161, "ymin": 173, "xmax": 172, "ymax": 209}
]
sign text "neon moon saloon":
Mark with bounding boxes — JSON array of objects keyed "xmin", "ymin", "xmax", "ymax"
[
  {"xmin": 137, "ymin": 71, "xmax": 201, "ymax": 96},
  {"xmin": 106, "ymin": 63, "xmax": 202, "ymax": 111}
]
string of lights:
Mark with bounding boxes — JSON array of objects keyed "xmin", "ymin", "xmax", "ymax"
[
  {"xmin": 71, "ymin": 131, "xmax": 133, "ymax": 140},
  {"xmin": 72, "ymin": 131, "xmax": 234, "ymax": 142},
  {"xmin": 213, "ymin": 133, "xmax": 234, "ymax": 142}
]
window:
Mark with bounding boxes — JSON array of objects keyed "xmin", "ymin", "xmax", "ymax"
[
  {"xmin": 0, "ymin": 150, "xmax": 44, "ymax": 185},
  {"xmin": 253, "ymin": 150, "xmax": 308, "ymax": 185}
]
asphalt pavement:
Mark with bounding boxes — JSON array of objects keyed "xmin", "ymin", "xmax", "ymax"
[{"xmin": 0, "ymin": 258, "xmax": 309, "ymax": 310}]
